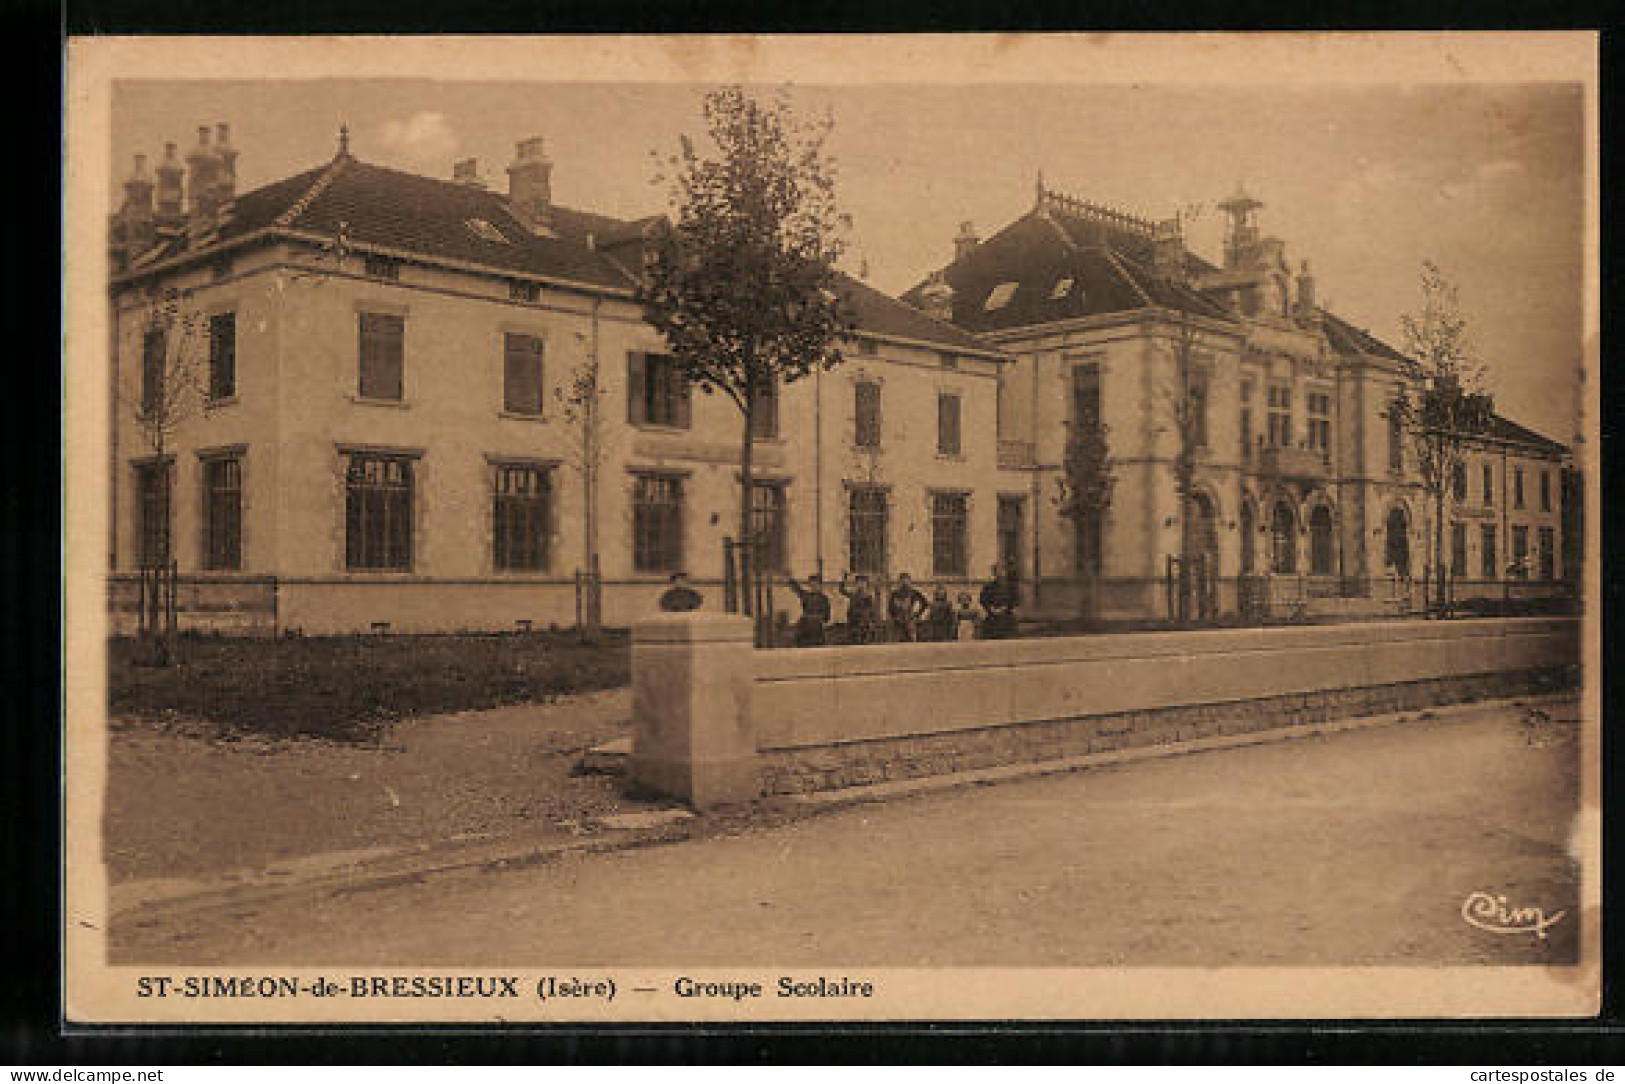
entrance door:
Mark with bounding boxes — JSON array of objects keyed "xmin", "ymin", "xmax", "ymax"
[
  {"xmin": 997, "ymin": 496, "xmax": 1025, "ymax": 580},
  {"xmin": 1384, "ymin": 506, "xmax": 1410, "ymax": 578}
]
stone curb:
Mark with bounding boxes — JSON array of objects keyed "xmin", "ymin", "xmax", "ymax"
[{"xmin": 111, "ymin": 692, "xmax": 1573, "ymax": 929}]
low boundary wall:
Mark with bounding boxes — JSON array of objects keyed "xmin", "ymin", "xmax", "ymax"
[{"xmin": 630, "ymin": 615, "xmax": 1578, "ymax": 808}]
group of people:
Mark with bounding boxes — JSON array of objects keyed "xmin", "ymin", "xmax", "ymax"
[
  {"xmin": 784, "ymin": 564, "xmax": 1020, "ymax": 648},
  {"xmin": 657, "ymin": 565, "xmax": 1023, "ymax": 648}
]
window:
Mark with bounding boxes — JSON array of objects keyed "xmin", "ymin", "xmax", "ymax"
[
  {"xmin": 1451, "ymin": 462, "xmax": 1467, "ymax": 502},
  {"xmin": 931, "ymin": 492, "xmax": 969, "ymax": 577},
  {"xmin": 750, "ymin": 482, "xmax": 787, "ymax": 573},
  {"xmin": 854, "ymin": 381, "xmax": 882, "ymax": 449},
  {"xmin": 1387, "ymin": 398, "xmax": 1403, "ymax": 469},
  {"xmin": 468, "ymin": 219, "xmax": 510, "ymax": 244},
  {"xmin": 503, "ymin": 333, "xmax": 545, "ymax": 416},
  {"xmin": 1483, "ymin": 463, "xmax": 1494, "ymax": 506},
  {"xmin": 1540, "ymin": 470, "xmax": 1552, "ymax": 512},
  {"xmin": 364, "ymin": 254, "xmax": 401, "ymax": 280},
  {"xmin": 627, "ymin": 352, "xmax": 691, "ymax": 428},
  {"xmin": 1309, "ymin": 505, "xmax": 1335, "ymax": 575},
  {"xmin": 1071, "ymin": 364, "xmax": 1101, "ymax": 429},
  {"xmin": 141, "ymin": 328, "xmax": 165, "ymax": 416},
  {"xmin": 134, "ymin": 460, "xmax": 171, "ymax": 568},
  {"xmin": 984, "ymin": 282, "xmax": 1017, "ymax": 310},
  {"xmin": 1481, "ymin": 525, "xmax": 1498, "ymax": 580},
  {"xmin": 1188, "ymin": 368, "xmax": 1210, "ymax": 449},
  {"xmin": 937, "ymin": 393, "xmax": 962, "ymax": 456},
  {"xmin": 509, "ymin": 279, "xmax": 540, "ymax": 303},
  {"xmin": 632, "ymin": 473, "xmax": 684, "ymax": 573},
  {"xmin": 344, "ymin": 452, "xmax": 414, "ymax": 570},
  {"xmin": 997, "ymin": 496, "xmax": 1024, "ymax": 579},
  {"xmin": 751, "ymin": 379, "xmax": 779, "ymax": 440},
  {"xmin": 1240, "ymin": 381, "xmax": 1254, "ymax": 463},
  {"xmin": 492, "ymin": 463, "xmax": 552, "ymax": 572},
  {"xmin": 201, "ymin": 456, "xmax": 242, "ymax": 571},
  {"xmin": 1267, "ymin": 384, "xmax": 1292, "ymax": 448},
  {"xmin": 1306, "ymin": 392, "xmax": 1330, "ymax": 457},
  {"xmin": 1271, "ymin": 501, "xmax": 1296, "ymax": 574},
  {"xmin": 1538, "ymin": 527, "xmax": 1555, "ymax": 580},
  {"xmin": 207, "ymin": 312, "xmax": 236, "ymax": 401},
  {"xmin": 1511, "ymin": 526, "xmax": 1529, "ymax": 578},
  {"xmin": 1514, "ymin": 467, "xmax": 1525, "ymax": 509},
  {"xmin": 847, "ymin": 486, "xmax": 888, "ymax": 575},
  {"xmin": 358, "ymin": 312, "xmax": 404, "ymax": 401},
  {"xmin": 1450, "ymin": 522, "xmax": 1466, "ymax": 578}
]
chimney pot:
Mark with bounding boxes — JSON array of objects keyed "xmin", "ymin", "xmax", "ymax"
[
  {"xmin": 452, "ymin": 157, "xmax": 484, "ymax": 187},
  {"xmin": 131, "ymin": 153, "xmax": 148, "ymax": 180},
  {"xmin": 197, "ymin": 125, "xmax": 211, "ymax": 147},
  {"xmin": 216, "ymin": 122, "xmax": 230, "ymax": 145},
  {"xmin": 507, "ymin": 135, "xmax": 554, "ymax": 228},
  {"xmin": 953, "ymin": 221, "xmax": 979, "ymax": 262}
]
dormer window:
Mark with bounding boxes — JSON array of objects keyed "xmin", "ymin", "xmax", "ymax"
[
  {"xmin": 365, "ymin": 255, "xmax": 401, "ymax": 281},
  {"xmin": 984, "ymin": 282, "xmax": 1018, "ymax": 311},
  {"xmin": 509, "ymin": 279, "xmax": 540, "ymax": 303},
  {"xmin": 1049, "ymin": 277, "xmax": 1074, "ymax": 300},
  {"xmin": 467, "ymin": 218, "xmax": 510, "ymax": 244}
]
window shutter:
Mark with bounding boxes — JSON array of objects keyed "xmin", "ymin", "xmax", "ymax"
[
  {"xmin": 627, "ymin": 352, "xmax": 646, "ymax": 424},
  {"xmin": 675, "ymin": 368, "xmax": 692, "ymax": 429}
]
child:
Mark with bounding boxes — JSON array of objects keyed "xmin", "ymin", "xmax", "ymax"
[
  {"xmin": 926, "ymin": 585, "xmax": 956, "ymax": 642},
  {"xmin": 955, "ymin": 592, "xmax": 979, "ymax": 641}
]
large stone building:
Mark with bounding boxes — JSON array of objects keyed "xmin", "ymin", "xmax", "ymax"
[
  {"xmin": 902, "ymin": 179, "xmax": 1571, "ymax": 619},
  {"xmin": 107, "ymin": 126, "xmax": 1008, "ymax": 634}
]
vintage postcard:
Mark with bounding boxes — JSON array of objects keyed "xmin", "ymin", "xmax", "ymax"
[{"xmin": 64, "ymin": 32, "xmax": 1600, "ymax": 1024}]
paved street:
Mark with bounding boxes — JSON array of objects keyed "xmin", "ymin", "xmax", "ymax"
[{"xmin": 114, "ymin": 698, "xmax": 1581, "ymax": 967}]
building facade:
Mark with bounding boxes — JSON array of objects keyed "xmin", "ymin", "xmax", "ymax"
[
  {"xmin": 108, "ymin": 127, "xmax": 1007, "ymax": 634},
  {"xmin": 904, "ymin": 180, "xmax": 1571, "ymax": 619}
]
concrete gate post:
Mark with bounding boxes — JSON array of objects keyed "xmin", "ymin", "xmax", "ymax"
[{"xmin": 630, "ymin": 612, "xmax": 758, "ymax": 809}]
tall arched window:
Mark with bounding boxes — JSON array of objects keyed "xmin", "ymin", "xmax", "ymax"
[
  {"xmin": 1309, "ymin": 505, "xmax": 1335, "ymax": 575},
  {"xmin": 1271, "ymin": 502, "xmax": 1296, "ymax": 574}
]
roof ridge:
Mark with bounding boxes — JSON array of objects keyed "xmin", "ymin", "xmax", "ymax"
[
  {"xmin": 1101, "ymin": 247, "xmax": 1155, "ymax": 308},
  {"xmin": 275, "ymin": 154, "xmax": 350, "ymax": 229}
]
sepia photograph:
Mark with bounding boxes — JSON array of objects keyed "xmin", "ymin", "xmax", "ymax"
[{"xmin": 63, "ymin": 33, "xmax": 1598, "ymax": 1023}]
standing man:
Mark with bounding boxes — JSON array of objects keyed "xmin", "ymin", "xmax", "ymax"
[
  {"xmin": 887, "ymin": 573, "xmax": 930, "ymax": 643},
  {"xmin": 785, "ymin": 573, "xmax": 833, "ymax": 647},
  {"xmin": 979, "ymin": 562, "xmax": 1017, "ymax": 638},
  {"xmin": 840, "ymin": 573, "xmax": 877, "ymax": 644}
]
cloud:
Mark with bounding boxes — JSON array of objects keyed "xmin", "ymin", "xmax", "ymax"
[{"xmin": 378, "ymin": 111, "xmax": 459, "ymax": 166}]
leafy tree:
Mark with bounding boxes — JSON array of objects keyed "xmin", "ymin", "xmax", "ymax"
[
  {"xmin": 1054, "ymin": 417, "xmax": 1116, "ymax": 623},
  {"xmin": 639, "ymin": 87, "xmax": 851, "ymax": 612},
  {"xmin": 1391, "ymin": 260, "xmax": 1494, "ymax": 615}
]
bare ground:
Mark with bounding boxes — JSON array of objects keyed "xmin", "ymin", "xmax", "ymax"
[{"xmin": 104, "ymin": 689, "xmax": 642, "ymax": 883}]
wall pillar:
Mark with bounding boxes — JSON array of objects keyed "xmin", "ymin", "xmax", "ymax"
[{"xmin": 630, "ymin": 612, "xmax": 758, "ymax": 809}]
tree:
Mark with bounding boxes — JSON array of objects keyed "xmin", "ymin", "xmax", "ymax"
[
  {"xmin": 639, "ymin": 87, "xmax": 851, "ymax": 613},
  {"xmin": 1391, "ymin": 260, "xmax": 1494, "ymax": 616},
  {"xmin": 1157, "ymin": 308, "xmax": 1208, "ymax": 622},
  {"xmin": 555, "ymin": 325, "xmax": 606, "ymax": 639},
  {"xmin": 1054, "ymin": 417, "xmax": 1116, "ymax": 624}
]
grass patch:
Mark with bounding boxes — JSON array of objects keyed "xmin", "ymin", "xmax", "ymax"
[{"xmin": 109, "ymin": 630, "xmax": 629, "ymax": 742}]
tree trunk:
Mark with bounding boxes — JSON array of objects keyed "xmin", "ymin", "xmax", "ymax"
[
  {"xmin": 1434, "ymin": 485, "xmax": 1447, "ymax": 617},
  {"xmin": 739, "ymin": 396, "xmax": 755, "ymax": 617}
]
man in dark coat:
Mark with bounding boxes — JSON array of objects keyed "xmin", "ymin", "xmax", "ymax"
[
  {"xmin": 786, "ymin": 574, "xmax": 833, "ymax": 647},
  {"xmin": 979, "ymin": 562, "xmax": 1018, "ymax": 638},
  {"xmin": 887, "ymin": 573, "xmax": 930, "ymax": 642},
  {"xmin": 840, "ymin": 573, "xmax": 878, "ymax": 644}
]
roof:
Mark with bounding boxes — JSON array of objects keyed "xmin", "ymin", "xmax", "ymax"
[
  {"xmin": 1482, "ymin": 413, "xmax": 1568, "ymax": 456},
  {"xmin": 121, "ymin": 149, "xmax": 997, "ymax": 358},
  {"xmin": 1318, "ymin": 309, "xmax": 1411, "ymax": 365},
  {"xmin": 900, "ymin": 202, "xmax": 1229, "ymax": 333}
]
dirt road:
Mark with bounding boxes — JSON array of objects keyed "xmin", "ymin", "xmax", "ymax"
[{"xmin": 115, "ymin": 698, "xmax": 1582, "ymax": 966}]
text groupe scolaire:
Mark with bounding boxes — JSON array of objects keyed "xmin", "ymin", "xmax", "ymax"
[{"xmin": 674, "ymin": 975, "xmax": 876, "ymax": 1000}]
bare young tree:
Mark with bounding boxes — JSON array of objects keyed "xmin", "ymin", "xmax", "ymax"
[
  {"xmin": 1390, "ymin": 260, "xmax": 1494, "ymax": 616},
  {"xmin": 639, "ymin": 86, "xmax": 852, "ymax": 613},
  {"xmin": 1154, "ymin": 308, "xmax": 1208, "ymax": 623},
  {"xmin": 554, "ymin": 328, "xmax": 606, "ymax": 639}
]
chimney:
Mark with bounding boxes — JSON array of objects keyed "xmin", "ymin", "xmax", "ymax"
[
  {"xmin": 452, "ymin": 157, "xmax": 485, "ymax": 188},
  {"xmin": 1295, "ymin": 259, "xmax": 1321, "ymax": 326},
  {"xmin": 506, "ymin": 136, "xmax": 553, "ymax": 227},
  {"xmin": 186, "ymin": 125, "xmax": 219, "ymax": 219},
  {"xmin": 214, "ymin": 122, "xmax": 237, "ymax": 202},
  {"xmin": 155, "ymin": 142, "xmax": 184, "ymax": 223},
  {"xmin": 120, "ymin": 153, "xmax": 156, "ymax": 255},
  {"xmin": 917, "ymin": 271, "xmax": 955, "ymax": 323},
  {"xmin": 953, "ymin": 221, "xmax": 979, "ymax": 262},
  {"xmin": 1152, "ymin": 218, "xmax": 1186, "ymax": 283}
]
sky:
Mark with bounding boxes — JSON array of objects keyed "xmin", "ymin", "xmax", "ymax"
[{"xmin": 110, "ymin": 79, "xmax": 1585, "ymax": 443}]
